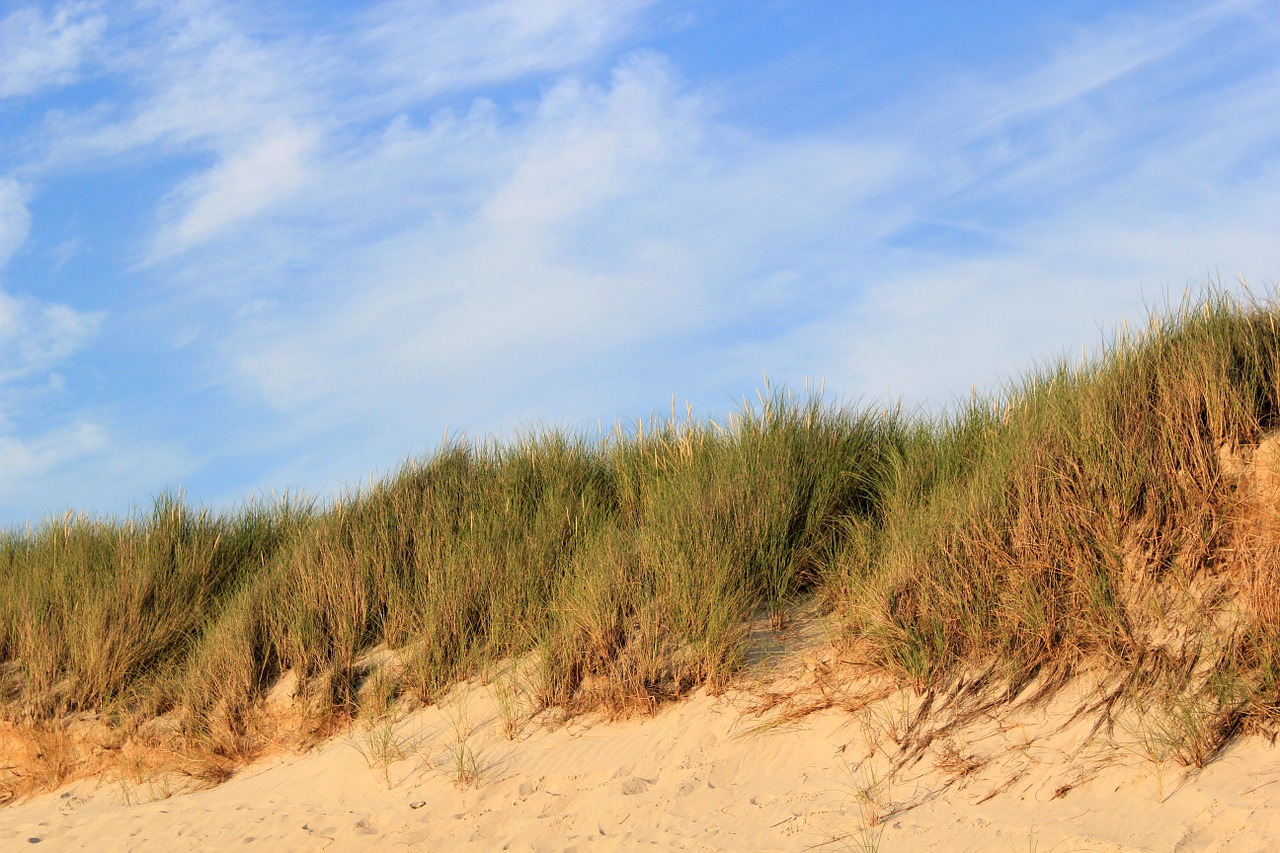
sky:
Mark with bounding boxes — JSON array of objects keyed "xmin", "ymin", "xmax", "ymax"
[{"xmin": 1, "ymin": 0, "xmax": 1278, "ymax": 525}]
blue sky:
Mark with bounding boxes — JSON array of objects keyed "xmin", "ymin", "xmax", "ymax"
[{"xmin": 1, "ymin": 0, "xmax": 1278, "ymax": 525}]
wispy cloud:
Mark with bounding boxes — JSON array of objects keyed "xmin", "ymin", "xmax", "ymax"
[
  {"xmin": 153, "ymin": 120, "xmax": 320, "ymax": 256},
  {"xmin": 0, "ymin": 422, "xmax": 106, "ymax": 490},
  {"xmin": 0, "ymin": 418, "xmax": 194, "ymax": 522},
  {"xmin": 0, "ymin": 178, "xmax": 101, "ymax": 386},
  {"xmin": 0, "ymin": 285, "xmax": 106, "ymax": 517},
  {"xmin": 0, "ymin": 291, "xmax": 102, "ymax": 384},
  {"xmin": 354, "ymin": 0, "xmax": 654, "ymax": 103},
  {"xmin": 221, "ymin": 53, "xmax": 705, "ymax": 410},
  {"xmin": 939, "ymin": 1, "xmax": 1238, "ymax": 140},
  {"xmin": 0, "ymin": 178, "xmax": 31, "ymax": 268},
  {"xmin": 0, "ymin": 2, "xmax": 105, "ymax": 100}
]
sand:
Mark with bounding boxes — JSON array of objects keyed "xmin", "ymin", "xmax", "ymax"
[{"xmin": 3, "ymin": 630, "xmax": 1279, "ymax": 852}]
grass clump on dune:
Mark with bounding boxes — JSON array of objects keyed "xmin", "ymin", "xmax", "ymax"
[
  {"xmin": 1, "ymin": 388, "xmax": 892, "ymax": 797},
  {"xmin": 831, "ymin": 289, "xmax": 1280, "ymax": 762},
  {"xmin": 5, "ymin": 284, "xmax": 1280, "ymax": 799}
]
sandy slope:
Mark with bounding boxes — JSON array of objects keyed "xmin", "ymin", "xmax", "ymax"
[{"xmin": 3, "ymin": 628, "xmax": 1279, "ymax": 852}]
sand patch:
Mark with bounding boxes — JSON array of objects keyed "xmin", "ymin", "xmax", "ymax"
[{"xmin": 3, "ymin": 617, "xmax": 1279, "ymax": 852}]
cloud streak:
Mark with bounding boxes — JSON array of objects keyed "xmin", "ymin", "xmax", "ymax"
[
  {"xmin": 0, "ymin": 178, "xmax": 32, "ymax": 268},
  {"xmin": 354, "ymin": 0, "xmax": 654, "ymax": 103},
  {"xmin": 0, "ymin": 2, "xmax": 105, "ymax": 100},
  {"xmin": 0, "ymin": 291, "xmax": 102, "ymax": 384},
  {"xmin": 154, "ymin": 120, "xmax": 320, "ymax": 256}
]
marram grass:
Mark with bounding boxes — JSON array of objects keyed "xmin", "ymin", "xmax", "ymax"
[{"xmin": 5, "ymin": 286, "xmax": 1280, "ymax": 797}]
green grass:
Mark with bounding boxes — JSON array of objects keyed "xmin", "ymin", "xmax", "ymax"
[{"xmin": 5, "ymin": 284, "xmax": 1280, "ymax": 796}]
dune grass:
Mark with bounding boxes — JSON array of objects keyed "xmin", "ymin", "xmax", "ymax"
[
  {"xmin": 5, "ymin": 286, "xmax": 1280, "ymax": 798},
  {"xmin": 829, "ymin": 288, "xmax": 1280, "ymax": 760}
]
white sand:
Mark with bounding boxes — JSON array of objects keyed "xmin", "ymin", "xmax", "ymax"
[{"xmin": 3, "ymin": 638, "xmax": 1279, "ymax": 852}]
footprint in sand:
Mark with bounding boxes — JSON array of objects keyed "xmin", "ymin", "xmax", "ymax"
[{"xmin": 619, "ymin": 776, "xmax": 652, "ymax": 795}]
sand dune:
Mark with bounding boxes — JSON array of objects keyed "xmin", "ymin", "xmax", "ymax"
[{"xmin": 3, "ymin": 628, "xmax": 1279, "ymax": 852}]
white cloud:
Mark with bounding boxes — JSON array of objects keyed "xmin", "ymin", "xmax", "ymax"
[
  {"xmin": 0, "ymin": 290, "xmax": 103, "ymax": 383},
  {"xmin": 356, "ymin": 0, "xmax": 653, "ymax": 103},
  {"xmin": 0, "ymin": 419, "xmax": 194, "ymax": 523},
  {"xmin": 0, "ymin": 173, "xmax": 105, "ymax": 522},
  {"xmin": 0, "ymin": 422, "xmax": 107, "ymax": 487},
  {"xmin": 154, "ymin": 121, "xmax": 320, "ymax": 255},
  {"xmin": 0, "ymin": 2, "xmax": 105, "ymax": 100},
  {"xmin": 37, "ymin": 0, "xmax": 652, "ymax": 169},
  {"xmin": 212, "ymin": 54, "xmax": 712, "ymax": 410},
  {"xmin": 0, "ymin": 184, "xmax": 100, "ymax": 391},
  {"xmin": 0, "ymin": 178, "xmax": 31, "ymax": 269},
  {"xmin": 31, "ymin": 1, "xmax": 655, "ymax": 262},
  {"xmin": 34, "ymin": 3, "xmax": 324, "ymax": 169}
]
